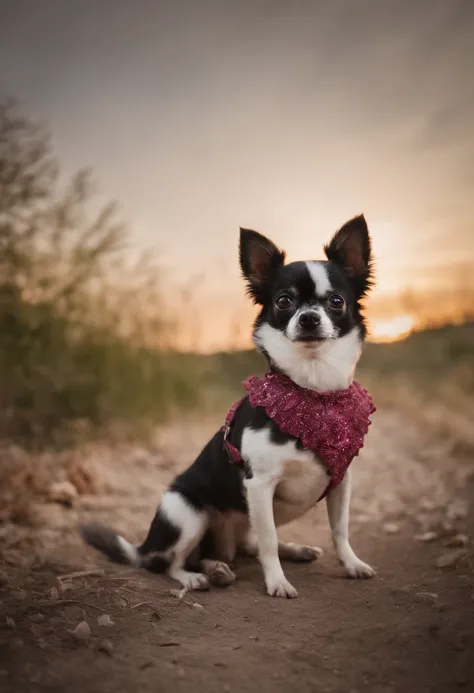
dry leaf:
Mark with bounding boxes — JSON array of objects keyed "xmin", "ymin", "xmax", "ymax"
[
  {"xmin": 446, "ymin": 534, "xmax": 468, "ymax": 548},
  {"xmin": 435, "ymin": 548, "xmax": 467, "ymax": 568},
  {"xmin": 414, "ymin": 531, "xmax": 438, "ymax": 542}
]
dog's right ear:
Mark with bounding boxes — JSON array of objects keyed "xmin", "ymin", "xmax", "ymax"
[{"xmin": 239, "ymin": 228, "xmax": 286, "ymax": 304}]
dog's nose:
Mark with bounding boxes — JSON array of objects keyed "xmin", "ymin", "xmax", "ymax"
[{"xmin": 298, "ymin": 311, "xmax": 321, "ymax": 328}]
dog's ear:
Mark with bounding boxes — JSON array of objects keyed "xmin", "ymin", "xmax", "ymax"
[
  {"xmin": 239, "ymin": 228, "xmax": 286, "ymax": 304},
  {"xmin": 324, "ymin": 215, "xmax": 374, "ymax": 296}
]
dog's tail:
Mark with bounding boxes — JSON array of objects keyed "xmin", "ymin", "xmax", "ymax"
[
  {"xmin": 79, "ymin": 512, "xmax": 177, "ymax": 574},
  {"xmin": 79, "ymin": 522, "xmax": 146, "ymax": 567}
]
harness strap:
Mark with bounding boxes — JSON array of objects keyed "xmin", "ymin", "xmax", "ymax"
[
  {"xmin": 222, "ymin": 396, "xmax": 334, "ymax": 496},
  {"xmin": 222, "ymin": 397, "xmax": 253, "ymax": 478}
]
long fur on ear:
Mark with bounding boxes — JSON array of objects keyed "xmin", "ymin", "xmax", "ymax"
[
  {"xmin": 324, "ymin": 215, "xmax": 374, "ymax": 298},
  {"xmin": 239, "ymin": 228, "xmax": 286, "ymax": 304}
]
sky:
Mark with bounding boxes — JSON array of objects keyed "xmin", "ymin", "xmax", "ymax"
[{"xmin": 1, "ymin": 0, "xmax": 474, "ymax": 349}]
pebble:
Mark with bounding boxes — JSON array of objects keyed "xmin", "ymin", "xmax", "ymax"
[
  {"xmin": 98, "ymin": 614, "xmax": 115, "ymax": 627},
  {"xmin": 97, "ymin": 639, "xmax": 114, "ymax": 656},
  {"xmin": 48, "ymin": 480, "xmax": 78, "ymax": 505},
  {"xmin": 5, "ymin": 617, "xmax": 15, "ymax": 629},
  {"xmin": 72, "ymin": 621, "xmax": 91, "ymax": 640},
  {"xmin": 382, "ymin": 522, "xmax": 400, "ymax": 534}
]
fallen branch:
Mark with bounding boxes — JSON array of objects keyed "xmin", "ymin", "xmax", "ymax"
[{"xmin": 33, "ymin": 599, "xmax": 108, "ymax": 612}]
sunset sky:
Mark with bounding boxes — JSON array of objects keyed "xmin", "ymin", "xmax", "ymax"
[{"xmin": 1, "ymin": 0, "xmax": 474, "ymax": 349}]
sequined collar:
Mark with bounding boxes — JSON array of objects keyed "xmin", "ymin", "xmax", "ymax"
[{"xmin": 223, "ymin": 373, "xmax": 375, "ymax": 497}]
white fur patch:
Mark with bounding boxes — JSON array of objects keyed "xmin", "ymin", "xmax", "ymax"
[
  {"xmin": 241, "ymin": 427, "xmax": 328, "ymax": 523},
  {"xmin": 161, "ymin": 491, "xmax": 206, "ymax": 537},
  {"xmin": 117, "ymin": 536, "xmax": 141, "ymax": 567},
  {"xmin": 286, "ymin": 305, "xmax": 337, "ymax": 342},
  {"xmin": 306, "ymin": 262, "xmax": 332, "ymax": 296},
  {"xmin": 254, "ymin": 324, "xmax": 362, "ymax": 391}
]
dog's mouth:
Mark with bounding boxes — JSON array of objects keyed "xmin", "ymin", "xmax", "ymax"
[{"xmin": 293, "ymin": 334, "xmax": 327, "ymax": 343}]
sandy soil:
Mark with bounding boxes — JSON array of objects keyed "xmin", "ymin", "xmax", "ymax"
[{"xmin": 1, "ymin": 408, "xmax": 473, "ymax": 692}]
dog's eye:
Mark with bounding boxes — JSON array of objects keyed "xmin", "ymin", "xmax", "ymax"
[
  {"xmin": 276, "ymin": 295, "xmax": 293, "ymax": 310},
  {"xmin": 327, "ymin": 294, "xmax": 345, "ymax": 312}
]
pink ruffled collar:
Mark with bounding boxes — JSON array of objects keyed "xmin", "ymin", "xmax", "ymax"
[{"xmin": 224, "ymin": 373, "xmax": 375, "ymax": 497}]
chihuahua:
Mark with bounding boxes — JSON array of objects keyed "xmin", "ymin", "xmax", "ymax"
[{"xmin": 81, "ymin": 215, "xmax": 376, "ymax": 598}]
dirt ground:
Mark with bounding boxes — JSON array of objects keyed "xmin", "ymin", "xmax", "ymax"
[{"xmin": 1, "ymin": 408, "xmax": 473, "ymax": 693}]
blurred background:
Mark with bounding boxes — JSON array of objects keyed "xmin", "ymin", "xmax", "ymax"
[
  {"xmin": 1, "ymin": 5, "xmax": 474, "ymax": 688},
  {"xmin": 0, "ymin": 0, "xmax": 473, "ymax": 455}
]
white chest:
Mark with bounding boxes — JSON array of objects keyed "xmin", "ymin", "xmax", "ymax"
[{"xmin": 241, "ymin": 426, "xmax": 329, "ymax": 526}]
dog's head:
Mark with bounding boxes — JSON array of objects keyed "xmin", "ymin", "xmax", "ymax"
[{"xmin": 239, "ymin": 216, "xmax": 374, "ymax": 391}]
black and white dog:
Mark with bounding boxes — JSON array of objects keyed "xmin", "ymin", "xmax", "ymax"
[{"xmin": 81, "ymin": 215, "xmax": 375, "ymax": 598}]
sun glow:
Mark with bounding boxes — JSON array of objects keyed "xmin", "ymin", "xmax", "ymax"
[{"xmin": 370, "ymin": 314, "xmax": 415, "ymax": 343}]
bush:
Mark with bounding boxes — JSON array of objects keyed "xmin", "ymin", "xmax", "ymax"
[{"xmin": 0, "ymin": 100, "xmax": 197, "ymax": 445}]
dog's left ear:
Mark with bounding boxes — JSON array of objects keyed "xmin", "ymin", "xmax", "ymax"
[
  {"xmin": 324, "ymin": 215, "xmax": 374, "ymax": 296},
  {"xmin": 239, "ymin": 228, "xmax": 286, "ymax": 304}
]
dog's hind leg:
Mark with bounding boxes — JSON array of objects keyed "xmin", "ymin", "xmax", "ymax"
[
  {"xmin": 156, "ymin": 491, "xmax": 210, "ymax": 590},
  {"xmin": 242, "ymin": 530, "xmax": 322, "ymax": 562}
]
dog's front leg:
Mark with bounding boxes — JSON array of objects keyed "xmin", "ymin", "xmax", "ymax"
[
  {"xmin": 326, "ymin": 468, "xmax": 375, "ymax": 579},
  {"xmin": 245, "ymin": 477, "xmax": 298, "ymax": 598}
]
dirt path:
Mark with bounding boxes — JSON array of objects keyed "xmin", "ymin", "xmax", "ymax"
[{"xmin": 1, "ymin": 409, "xmax": 473, "ymax": 692}]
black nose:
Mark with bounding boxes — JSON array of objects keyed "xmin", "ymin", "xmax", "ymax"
[{"xmin": 298, "ymin": 311, "xmax": 321, "ymax": 328}]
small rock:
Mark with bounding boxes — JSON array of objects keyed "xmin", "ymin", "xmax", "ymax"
[
  {"xmin": 446, "ymin": 534, "xmax": 468, "ymax": 548},
  {"xmin": 48, "ymin": 481, "xmax": 78, "ymax": 506},
  {"xmin": 71, "ymin": 621, "xmax": 91, "ymax": 641},
  {"xmin": 98, "ymin": 614, "xmax": 114, "ymax": 627},
  {"xmin": 414, "ymin": 531, "xmax": 438, "ymax": 542},
  {"xmin": 97, "ymin": 639, "xmax": 113, "ymax": 656},
  {"xmin": 49, "ymin": 586, "xmax": 59, "ymax": 601},
  {"xmin": 436, "ymin": 548, "xmax": 468, "ymax": 569},
  {"xmin": 29, "ymin": 613, "xmax": 45, "ymax": 623},
  {"xmin": 382, "ymin": 522, "xmax": 400, "ymax": 535},
  {"xmin": 9, "ymin": 637, "xmax": 23, "ymax": 650},
  {"xmin": 5, "ymin": 617, "xmax": 15, "ymax": 629},
  {"xmin": 193, "ymin": 603, "xmax": 205, "ymax": 611}
]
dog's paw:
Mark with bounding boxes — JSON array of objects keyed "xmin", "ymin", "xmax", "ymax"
[
  {"xmin": 206, "ymin": 561, "xmax": 236, "ymax": 587},
  {"xmin": 266, "ymin": 576, "xmax": 298, "ymax": 598},
  {"xmin": 284, "ymin": 543, "xmax": 323, "ymax": 562},
  {"xmin": 344, "ymin": 558, "xmax": 375, "ymax": 579}
]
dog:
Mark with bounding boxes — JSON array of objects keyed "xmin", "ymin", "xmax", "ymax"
[{"xmin": 80, "ymin": 215, "xmax": 376, "ymax": 598}]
